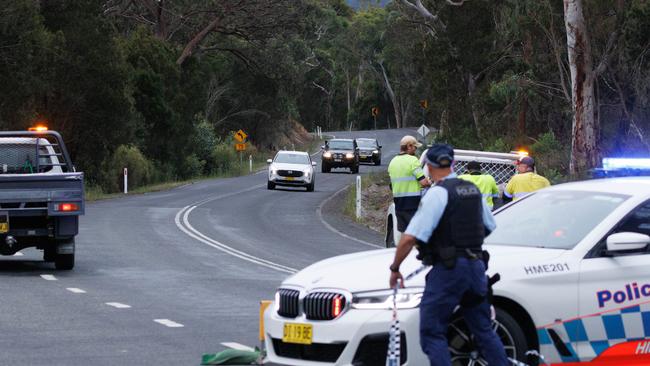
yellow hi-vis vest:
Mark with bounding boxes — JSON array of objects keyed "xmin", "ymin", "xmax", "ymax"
[
  {"xmin": 458, "ymin": 173, "xmax": 499, "ymax": 208},
  {"xmin": 388, "ymin": 154, "xmax": 425, "ymax": 210},
  {"xmin": 505, "ymin": 172, "xmax": 550, "ymax": 200}
]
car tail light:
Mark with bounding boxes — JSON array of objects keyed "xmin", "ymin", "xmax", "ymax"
[{"xmin": 55, "ymin": 203, "xmax": 79, "ymax": 212}]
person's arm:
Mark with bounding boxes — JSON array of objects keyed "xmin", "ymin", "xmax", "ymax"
[
  {"xmin": 389, "ymin": 233, "xmax": 416, "ymax": 288},
  {"xmin": 481, "ymin": 199, "xmax": 496, "ymax": 235},
  {"xmin": 412, "ymin": 158, "xmax": 430, "ymax": 187}
]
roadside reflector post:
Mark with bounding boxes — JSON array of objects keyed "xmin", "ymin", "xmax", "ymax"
[
  {"xmin": 356, "ymin": 175, "xmax": 361, "ymax": 219},
  {"xmin": 249, "ymin": 155, "xmax": 253, "ymax": 172},
  {"xmin": 259, "ymin": 300, "xmax": 272, "ymax": 363},
  {"xmin": 123, "ymin": 168, "xmax": 128, "ymax": 194}
]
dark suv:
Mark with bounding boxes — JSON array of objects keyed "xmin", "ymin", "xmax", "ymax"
[
  {"xmin": 355, "ymin": 138, "xmax": 382, "ymax": 165},
  {"xmin": 321, "ymin": 139, "xmax": 359, "ymax": 173}
]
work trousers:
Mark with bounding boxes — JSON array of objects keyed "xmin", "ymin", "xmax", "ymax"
[{"xmin": 419, "ymin": 257, "xmax": 508, "ymax": 366}]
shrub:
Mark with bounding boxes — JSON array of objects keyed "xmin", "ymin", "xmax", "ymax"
[
  {"xmin": 103, "ymin": 145, "xmax": 154, "ymax": 192},
  {"xmin": 211, "ymin": 139, "xmax": 238, "ymax": 174}
]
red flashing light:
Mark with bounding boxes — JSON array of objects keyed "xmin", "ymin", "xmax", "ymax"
[
  {"xmin": 332, "ymin": 295, "xmax": 343, "ymax": 318},
  {"xmin": 56, "ymin": 203, "xmax": 79, "ymax": 212}
]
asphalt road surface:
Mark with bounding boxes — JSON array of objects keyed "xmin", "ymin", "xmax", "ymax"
[{"xmin": 0, "ymin": 128, "xmax": 417, "ymax": 365}]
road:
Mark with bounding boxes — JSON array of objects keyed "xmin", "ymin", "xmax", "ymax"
[{"xmin": 0, "ymin": 128, "xmax": 417, "ymax": 365}]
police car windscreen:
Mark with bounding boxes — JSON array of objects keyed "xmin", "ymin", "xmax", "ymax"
[
  {"xmin": 485, "ymin": 191, "xmax": 629, "ymax": 249},
  {"xmin": 275, "ymin": 153, "xmax": 309, "ymax": 165},
  {"xmin": 329, "ymin": 140, "xmax": 353, "ymax": 150}
]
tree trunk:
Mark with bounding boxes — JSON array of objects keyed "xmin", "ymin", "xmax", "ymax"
[
  {"xmin": 467, "ymin": 73, "xmax": 483, "ymax": 144},
  {"xmin": 379, "ymin": 62, "xmax": 402, "ymax": 128},
  {"xmin": 564, "ymin": 0, "xmax": 598, "ymax": 174},
  {"xmin": 177, "ymin": 16, "xmax": 221, "ymax": 65}
]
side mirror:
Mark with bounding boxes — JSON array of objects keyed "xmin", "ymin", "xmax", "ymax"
[
  {"xmin": 266, "ymin": 159, "xmax": 272, "ymax": 164},
  {"xmin": 312, "ymin": 162, "xmax": 317, "ymax": 166},
  {"xmin": 320, "ymin": 145, "xmax": 325, "ymax": 150},
  {"xmin": 606, "ymin": 232, "xmax": 650, "ymax": 252},
  {"xmin": 378, "ymin": 145, "xmax": 382, "ymax": 149}
]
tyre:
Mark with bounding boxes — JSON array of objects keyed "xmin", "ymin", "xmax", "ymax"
[
  {"xmin": 321, "ymin": 164, "xmax": 330, "ymax": 173},
  {"xmin": 43, "ymin": 246, "xmax": 56, "ymax": 262},
  {"xmin": 267, "ymin": 181, "xmax": 275, "ymax": 190},
  {"xmin": 306, "ymin": 181, "xmax": 314, "ymax": 192},
  {"xmin": 54, "ymin": 238, "xmax": 75, "ymax": 270},
  {"xmin": 351, "ymin": 165, "xmax": 359, "ymax": 174},
  {"xmin": 374, "ymin": 158, "xmax": 381, "ymax": 166},
  {"xmin": 447, "ymin": 307, "xmax": 528, "ymax": 365}
]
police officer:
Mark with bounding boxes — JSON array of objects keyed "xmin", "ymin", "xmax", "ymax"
[
  {"xmin": 389, "ymin": 144, "xmax": 508, "ymax": 366},
  {"xmin": 459, "ymin": 161, "xmax": 500, "ymax": 209},
  {"xmin": 504, "ymin": 156, "xmax": 550, "ymax": 202},
  {"xmin": 387, "ymin": 135, "xmax": 431, "ymax": 233}
]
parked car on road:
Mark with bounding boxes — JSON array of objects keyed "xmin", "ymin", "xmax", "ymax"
[
  {"xmin": 321, "ymin": 139, "xmax": 359, "ymax": 174},
  {"xmin": 0, "ymin": 128, "xmax": 84, "ymax": 270},
  {"xmin": 355, "ymin": 138, "xmax": 382, "ymax": 166},
  {"xmin": 264, "ymin": 177, "xmax": 650, "ymax": 365},
  {"xmin": 267, "ymin": 151, "xmax": 316, "ymax": 191}
]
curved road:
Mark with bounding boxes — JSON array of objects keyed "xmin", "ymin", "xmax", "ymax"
[{"xmin": 0, "ymin": 128, "xmax": 415, "ymax": 365}]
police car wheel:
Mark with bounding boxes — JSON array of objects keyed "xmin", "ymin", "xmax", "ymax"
[{"xmin": 447, "ymin": 307, "xmax": 528, "ymax": 365}]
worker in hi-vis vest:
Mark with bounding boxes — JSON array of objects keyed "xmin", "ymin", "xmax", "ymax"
[
  {"xmin": 388, "ymin": 135, "xmax": 431, "ymax": 233},
  {"xmin": 459, "ymin": 161, "xmax": 499, "ymax": 209},
  {"xmin": 504, "ymin": 156, "xmax": 550, "ymax": 202}
]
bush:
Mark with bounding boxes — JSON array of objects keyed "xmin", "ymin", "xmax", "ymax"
[
  {"xmin": 102, "ymin": 145, "xmax": 154, "ymax": 192},
  {"xmin": 530, "ymin": 132, "xmax": 569, "ymax": 183},
  {"xmin": 177, "ymin": 154, "xmax": 206, "ymax": 179},
  {"xmin": 211, "ymin": 139, "xmax": 238, "ymax": 174}
]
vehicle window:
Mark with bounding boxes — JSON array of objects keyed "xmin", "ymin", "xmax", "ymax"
[
  {"xmin": 328, "ymin": 140, "xmax": 353, "ymax": 150},
  {"xmin": 485, "ymin": 190, "xmax": 629, "ymax": 249},
  {"xmin": 274, "ymin": 153, "xmax": 309, "ymax": 164},
  {"xmin": 356, "ymin": 139, "xmax": 376, "ymax": 148},
  {"xmin": 612, "ymin": 200, "xmax": 650, "ymax": 237}
]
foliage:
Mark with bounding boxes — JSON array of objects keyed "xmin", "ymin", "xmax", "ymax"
[{"xmin": 102, "ymin": 145, "xmax": 154, "ymax": 192}]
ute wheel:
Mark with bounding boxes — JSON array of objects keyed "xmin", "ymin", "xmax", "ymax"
[
  {"xmin": 447, "ymin": 307, "xmax": 528, "ymax": 365},
  {"xmin": 54, "ymin": 238, "xmax": 75, "ymax": 270},
  {"xmin": 43, "ymin": 246, "xmax": 56, "ymax": 262},
  {"xmin": 321, "ymin": 164, "xmax": 330, "ymax": 173},
  {"xmin": 267, "ymin": 181, "xmax": 275, "ymax": 190}
]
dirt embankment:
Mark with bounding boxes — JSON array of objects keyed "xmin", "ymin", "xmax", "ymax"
[{"xmin": 353, "ymin": 172, "xmax": 393, "ymax": 234}]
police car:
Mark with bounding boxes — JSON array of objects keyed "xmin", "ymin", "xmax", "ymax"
[{"xmin": 264, "ymin": 176, "xmax": 650, "ymax": 365}]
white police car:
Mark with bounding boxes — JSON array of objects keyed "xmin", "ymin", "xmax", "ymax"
[{"xmin": 264, "ymin": 177, "xmax": 650, "ymax": 365}]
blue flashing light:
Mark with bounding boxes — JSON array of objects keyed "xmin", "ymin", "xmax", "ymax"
[{"xmin": 602, "ymin": 158, "xmax": 650, "ymax": 170}]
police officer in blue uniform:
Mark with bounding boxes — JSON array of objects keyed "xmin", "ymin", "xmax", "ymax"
[{"xmin": 389, "ymin": 144, "xmax": 508, "ymax": 366}]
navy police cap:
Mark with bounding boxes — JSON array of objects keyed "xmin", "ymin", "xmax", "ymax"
[{"xmin": 424, "ymin": 143, "xmax": 454, "ymax": 168}]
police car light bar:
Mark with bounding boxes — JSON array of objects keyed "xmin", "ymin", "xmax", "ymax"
[{"xmin": 602, "ymin": 158, "xmax": 650, "ymax": 170}]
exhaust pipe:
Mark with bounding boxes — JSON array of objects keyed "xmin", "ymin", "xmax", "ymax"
[{"xmin": 5, "ymin": 235, "xmax": 16, "ymax": 248}]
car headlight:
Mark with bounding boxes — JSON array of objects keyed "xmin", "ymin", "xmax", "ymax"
[
  {"xmin": 373, "ymin": 150, "xmax": 379, "ymax": 154},
  {"xmin": 323, "ymin": 152, "xmax": 332, "ymax": 158},
  {"xmin": 351, "ymin": 288, "xmax": 423, "ymax": 310},
  {"xmin": 303, "ymin": 168, "xmax": 311, "ymax": 176},
  {"xmin": 345, "ymin": 153, "xmax": 354, "ymax": 159},
  {"xmin": 270, "ymin": 168, "xmax": 277, "ymax": 175}
]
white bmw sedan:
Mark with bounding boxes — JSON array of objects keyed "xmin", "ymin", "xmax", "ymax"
[
  {"xmin": 267, "ymin": 151, "xmax": 317, "ymax": 192},
  {"xmin": 264, "ymin": 178, "xmax": 650, "ymax": 365}
]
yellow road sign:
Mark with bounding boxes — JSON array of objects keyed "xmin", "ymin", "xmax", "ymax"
[
  {"xmin": 371, "ymin": 107, "xmax": 379, "ymax": 117},
  {"xmin": 420, "ymin": 99, "xmax": 428, "ymax": 109},
  {"xmin": 234, "ymin": 129, "xmax": 248, "ymax": 142},
  {"xmin": 235, "ymin": 143, "xmax": 247, "ymax": 151}
]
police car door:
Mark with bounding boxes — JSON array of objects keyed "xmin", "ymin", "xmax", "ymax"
[{"xmin": 577, "ymin": 199, "xmax": 650, "ymax": 361}]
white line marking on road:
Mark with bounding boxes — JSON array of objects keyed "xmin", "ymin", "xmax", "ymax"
[
  {"xmin": 154, "ymin": 319, "xmax": 184, "ymax": 328},
  {"xmin": 221, "ymin": 342, "xmax": 255, "ymax": 352},
  {"xmin": 13, "ymin": 252, "xmax": 23, "ymax": 256},
  {"xmin": 40, "ymin": 274, "xmax": 57, "ymax": 281},
  {"xmin": 105, "ymin": 302, "xmax": 131, "ymax": 309},
  {"xmin": 317, "ymin": 185, "xmax": 382, "ymax": 249},
  {"xmin": 66, "ymin": 288, "xmax": 86, "ymax": 293}
]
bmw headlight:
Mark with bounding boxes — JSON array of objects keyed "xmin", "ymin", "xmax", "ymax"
[
  {"xmin": 345, "ymin": 153, "xmax": 354, "ymax": 159},
  {"xmin": 323, "ymin": 152, "xmax": 332, "ymax": 158},
  {"xmin": 351, "ymin": 288, "xmax": 423, "ymax": 310}
]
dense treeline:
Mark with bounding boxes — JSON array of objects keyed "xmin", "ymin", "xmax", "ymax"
[{"xmin": 1, "ymin": 0, "xmax": 649, "ymax": 191}]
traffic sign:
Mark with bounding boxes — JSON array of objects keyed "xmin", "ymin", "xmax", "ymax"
[
  {"xmin": 235, "ymin": 143, "xmax": 246, "ymax": 151},
  {"xmin": 417, "ymin": 124, "xmax": 430, "ymax": 138},
  {"xmin": 234, "ymin": 129, "xmax": 248, "ymax": 143},
  {"xmin": 419, "ymin": 100, "xmax": 428, "ymax": 109},
  {"xmin": 371, "ymin": 107, "xmax": 380, "ymax": 117}
]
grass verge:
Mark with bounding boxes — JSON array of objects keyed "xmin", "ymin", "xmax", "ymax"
[{"xmin": 342, "ymin": 171, "xmax": 392, "ymax": 233}]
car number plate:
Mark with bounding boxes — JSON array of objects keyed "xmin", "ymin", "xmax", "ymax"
[
  {"xmin": 285, "ymin": 177, "xmax": 294, "ymax": 181},
  {"xmin": 334, "ymin": 158, "xmax": 342, "ymax": 162},
  {"xmin": 0, "ymin": 211, "xmax": 8, "ymax": 234},
  {"xmin": 283, "ymin": 323, "xmax": 312, "ymax": 345}
]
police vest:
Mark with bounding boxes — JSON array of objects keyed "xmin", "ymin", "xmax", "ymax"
[
  {"xmin": 427, "ymin": 178, "xmax": 485, "ymax": 252},
  {"xmin": 388, "ymin": 154, "xmax": 425, "ymax": 211}
]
